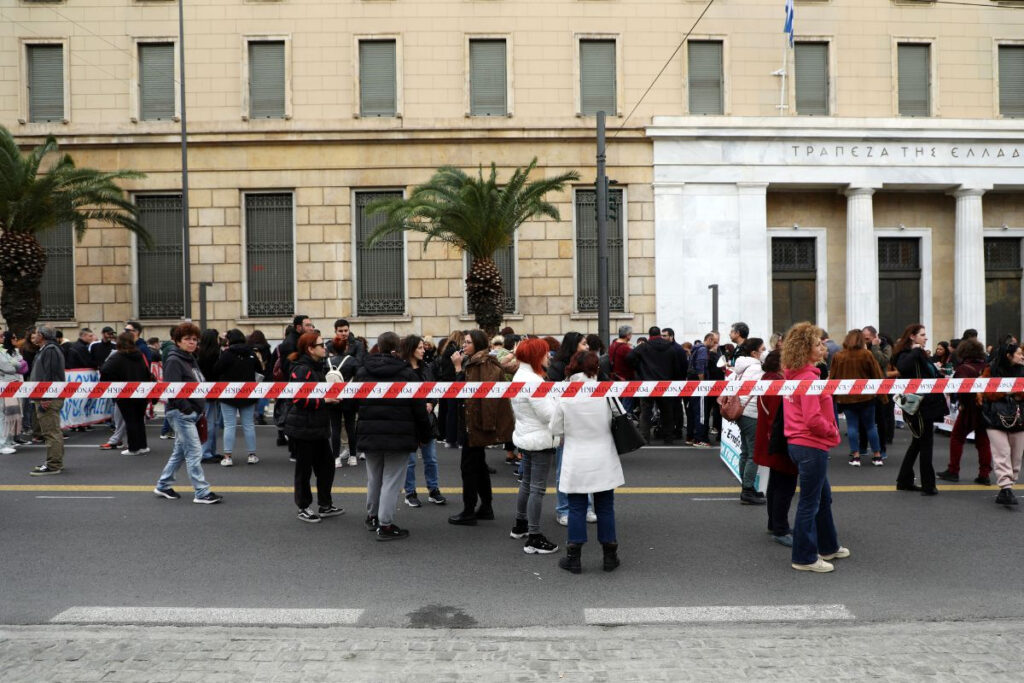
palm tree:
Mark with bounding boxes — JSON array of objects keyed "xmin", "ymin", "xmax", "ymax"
[
  {"xmin": 366, "ymin": 158, "xmax": 579, "ymax": 335},
  {"xmin": 0, "ymin": 126, "xmax": 149, "ymax": 336}
]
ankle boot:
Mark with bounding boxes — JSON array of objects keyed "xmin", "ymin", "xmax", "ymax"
[
  {"xmin": 601, "ymin": 542, "xmax": 620, "ymax": 572},
  {"xmin": 559, "ymin": 543, "xmax": 582, "ymax": 574}
]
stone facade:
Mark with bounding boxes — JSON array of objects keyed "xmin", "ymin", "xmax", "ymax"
[{"xmin": 2, "ymin": 0, "xmax": 1023, "ymax": 342}]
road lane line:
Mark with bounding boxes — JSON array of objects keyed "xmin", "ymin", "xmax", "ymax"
[
  {"xmin": 51, "ymin": 607, "xmax": 365, "ymax": 626},
  {"xmin": 691, "ymin": 497, "xmax": 736, "ymax": 501},
  {"xmin": 0, "ymin": 484, "xmax": 999, "ymax": 494},
  {"xmin": 585, "ymin": 604, "xmax": 854, "ymax": 625},
  {"xmin": 35, "ymin": 496, "xmax": 115, "ymax": 499}
]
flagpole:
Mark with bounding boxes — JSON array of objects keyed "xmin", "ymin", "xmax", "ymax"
[{"xmin": 777, "ymin": 39, "xmax": 788, "ymax": 116}]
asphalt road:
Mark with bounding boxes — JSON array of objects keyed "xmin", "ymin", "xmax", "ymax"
[{"xmin": 1, "ymin": 419, "xmax": 1020, "ymax": 629}]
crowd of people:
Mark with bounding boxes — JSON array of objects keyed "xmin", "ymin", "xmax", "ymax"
[{"xmin": 1, "ymin": 314, "xmax": 1022, "ymax": 575}]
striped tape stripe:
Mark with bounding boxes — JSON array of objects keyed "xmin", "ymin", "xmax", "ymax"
[{"xmin": 1, "ymin": 378, "xmax": 1021, "ymax": 399}]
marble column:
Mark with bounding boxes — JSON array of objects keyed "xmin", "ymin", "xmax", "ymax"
[
  {"xmin": 953, "ymin": 188, "xmax": 986, "ymax": 341},
  {"xmin": 844, "ymin": 187, "xmax": 878, "ymax": 331}
]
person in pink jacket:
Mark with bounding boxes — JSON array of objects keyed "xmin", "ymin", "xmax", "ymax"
[{"xmin": 781, "ymin": 322, "xmax": 849, "ymax": 574}]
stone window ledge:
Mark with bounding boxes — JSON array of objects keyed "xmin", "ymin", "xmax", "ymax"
[
  {"xmin": 458, "ymin": 314, "xmax": 524, "ymax": 323},
  {"xmin": 569, "ymin": 312, "xmax": 635, "ymax": 321},
  {"xmin": 346, "ymin": 315, "xmax": 413, "ymax": 324}
]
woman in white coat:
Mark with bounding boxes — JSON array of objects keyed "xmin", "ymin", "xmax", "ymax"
[
  {"xmin": 550, "ymin": 351, "xmax": 625, "ymax": 574},
  {"xmin": 730, "ymin": 338, "xmax": 766, "ymax": 504},
  {"xmin": 508, "ymin": 338, "xmax": 560, "ymax": 555}
]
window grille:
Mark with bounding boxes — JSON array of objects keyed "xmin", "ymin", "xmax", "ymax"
[
  {"xmin": 794, "ymin": 42, "xmax": 828, "ymax": 116},
  {"xmin": 245, "ymin": 193, "xmax": 294, "ymax": 317},
  {"xmin": 37, "ymin": 223, "xmax": 75, "ymax": 320},
  {"xmin": 688, "ymin": 41, "xmax": 723, "ymax": 115},
  {"xmin": 878, "ymin": 238, "xmax": 921, "ymax": 271},
  {"xmin": 465, "ymin": 246, "xmax": 516, "ymax": 314},
  {"xmin": 139, "ymin": 42, "xmax": 175, "ymax": 120},
  {"xmin": 985, "ymin": 238, "xmax": 1022, "ymax": 272},
  {"xmin": 772, "ymin": 238, "xmax": 816, "ymax": 272},
  {"xmin": 355, "ymin": 191, "xmax": 405, "ymax": 316},
  {"xmin": 359, "ymin": 40, "xmax": 397, "ymax": 117},
  {"xmin": 898, "ymin": 44, "xmax": 930, "ymax": 117},
  {"xmin": 470, "ymin": 39, "xmax": 507, "ymax": 116},
  {"xmin": 27, "ymin": 44, "xmax": 64, "ymax": 122},
  {"xmin": 136, "ymin": 195, "xmax": 185, "ymax": 319},
  {"xmin": 575, "ymin": 188, "xmax": 624, "ymax": 312},
  {"xmin": 579, "ymin": 39, "xmax": 616, "ymax": 116},
  {"xmin": 248, "ymin": 41, "xmax": 286, "ymax": 119}
]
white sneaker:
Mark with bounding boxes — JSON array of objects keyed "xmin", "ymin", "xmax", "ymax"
[
  {"xmin": 220, "ymin": 456, "xmax": 234, "ymax": 467},
  {"xmin": 358, "ymin": 452, "xmax": 366, "ymax": 461},
  {"xmin": 335, "ymin": 457, "xmax": 344, "ymax": 469},
  {"xmin": 556, "ymin": 514, "xmax": 568, "ymax": 526},
  {"xmin": 340, "ymin": 448, "xmax": 350, "ymax": 460},
  {"xmin": 120, "ymin": 448, "xmax": 139, "ymax": 456},
  {"xmin": 347, "ymin": 455, "xmax": 358, "ymax": 467},
  {"xmin": 0, "ymin": 446, "xmax": 16, "ymax": 455},
  {"xmin": 586, "ymin": 510, "xmax": 598, "ymax": 523},
  {"xmin": 820, "ymin": 546, "xmax": 850, "ymax": 561},
  {"xmin": 136, "ymin": 447, "xmax": 150, "ymax": 455},
  {"xmin": 247, "ymin": 454, "xmax": 259, "ymax": 465},
  {"xmin": 792, "ymin": 558, "xmax": 835, "ymax": 573}
]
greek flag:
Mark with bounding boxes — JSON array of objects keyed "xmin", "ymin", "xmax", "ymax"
[{"xmin": 784, "ymin": 0, "xmax": 795, "ymax": 47}]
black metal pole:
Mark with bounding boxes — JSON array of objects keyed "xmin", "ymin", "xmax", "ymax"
[
  {"xmin": 178, "ymin": 0, "xmax": 192, "ymax": 318},
  {"xmin": 708, "ymin": 284, "xmax": 719, "ymax": 334},
  {"xmin": 199, "ymin": 282, "xmax": 211, "ymax": 331},
  {"xmin": 596, "ymin": 111, "xmax": 610, "ymax": 346}
]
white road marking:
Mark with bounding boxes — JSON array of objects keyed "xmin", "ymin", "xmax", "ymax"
[
  {"xmin": 690, "ymin": 497, "xmax": 736, "ymax": 501},
  {"xmin": 35, "ymin": 496, "xmax": 115, "ymax": 499},
  {"xmin": 585, "ymin": 604, "xmax": 854, "ymax": 625},
  {"xmin": 51, "ymin": 607, "xmax": 365, "ymax": 626}
]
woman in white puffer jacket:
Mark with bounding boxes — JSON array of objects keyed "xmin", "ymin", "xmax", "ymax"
[
  {"xmin": 509, "ymin": 338, "xmax": 560, "ymax": 556},
  {"xmin": 550, "ymin": 351, "xmax": 625, "ymax": 575},
  {"xmin": 731, "ymin": 338, "xmax": 767, "ymax": 504}
]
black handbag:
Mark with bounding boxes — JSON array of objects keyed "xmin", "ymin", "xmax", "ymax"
[
  {"xmin": 608, "ymin": 398, "xmax": 646, "ymax": 454},
  {"xmin": 982, "ymin": 397, "xmax": 1024, "ymax": 432}
]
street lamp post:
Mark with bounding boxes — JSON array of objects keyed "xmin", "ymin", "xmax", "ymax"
[{"xmin": 178, "ymin": 0, "xmax": 192, "ymax": 319}]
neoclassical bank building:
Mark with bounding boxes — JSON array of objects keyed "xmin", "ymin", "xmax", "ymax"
[{"xmin": 649, "ymin": 118, "xmax": 1024, "ymax": 345}]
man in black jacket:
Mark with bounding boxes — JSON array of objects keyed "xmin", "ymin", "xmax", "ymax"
[
  {"xmin": 28, "ymin": 326, "xmax": 66, "ymax": 476},
  {"xmin": 66, "ymin": 328, "xmax": 96, "ymax": 369},
  {"xmin": 355, "ymin": 331, "xmax": 431, "ymax": 541},
  {"xmin": 627, "ymin": 326, "xmax": 684, "ymax": 445},
  {"xmin": 662, "ymin": 328, "xmax": 690, "ymax": 441},
  {"xmin": 89, "ymin": 327, "xmax": 116, "ymax": 369}
]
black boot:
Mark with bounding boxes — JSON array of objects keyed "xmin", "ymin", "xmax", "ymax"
[
  {"xmin": 559, "ymin": 543, "xmax": 582, "ymax": 574},
  {"xmin": 602, "ymin": 542, "xmax": 620, "ymax": 572}
]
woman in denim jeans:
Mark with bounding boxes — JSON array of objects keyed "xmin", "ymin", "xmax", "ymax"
[
  {"xmin": 509, "ymin": 338, "xmax": 560, "ymax": 555},
  {"xmin": 154, "ymin": 322, "xmax": 222, "ymax": 504},
  {"xmin": 213, "ymin": 329, "xmax": 261, "ymax": 467},
  {"xmin": 781, "ymin": 323, "xmax": 845, "ymax": 573},
  {"xmin": 828, "ymin": 329, "xmax": 885, "ymax": 467},
  {"xmin": 550, "ymin": 351, "xmax": 625, "ymax": 574},
  {"xmin": 399, "ymin": 335, "xmax": 446, "ymax": 507}
]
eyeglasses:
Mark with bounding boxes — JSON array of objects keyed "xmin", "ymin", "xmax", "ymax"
[{"xmin": 311, "ymin": 343, "xmax": 325, "ymax": 348}]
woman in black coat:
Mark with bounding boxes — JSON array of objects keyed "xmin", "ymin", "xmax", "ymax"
[
  {"xmin": 247, "ymin": 329, "xmax": 273, "ymax": 425},
  {"xmin": 893, "ymin": 324, "xmax": 948, "ymax": 496},
  {"xmin": 99, "ymin": 332, "xmax": 152, "ymax": 455},
  {"xmin": 212, "ymin": 329, "xmax": 261, "ymax": 467},
  {"xmin": 283, "ymin": 332, "xmax": 342, "ymax": 523},
  {"xmin": 196, "ymin": 329, "xmax": 222, "ymax": 461}
]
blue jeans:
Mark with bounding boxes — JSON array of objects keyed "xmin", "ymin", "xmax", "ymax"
[
  {"xmin": 201, "ymin": 401, "xmax": 222, "ymax": 459},
  {"xmin": 516, "ymin": 449, "xmax": 554, "ymax": 534},
  {"xmin": 160, "ymin": 415, "xmax": 172, "ymax": 436},
  {"xmin": 157, "ymin": 410, "xmax": 211, "ymax": 497},
  {"xmin": 788, "ymin": 444, "xmax": 840, "ymax": 565},
  {"xmin": 554, "ymin": 444, "xmax": 568, "ymax": 516},
  {"xmin": 687, "ymin": 396, "xmax": 708, "ymax": 442},
  {"xmin": 567, "ymin": 490, "xmax": 616, "ymax": 545},
  {"xmin": 221, "ymin": 403, "xmax": 256, "ymax": 455},
  {"xmin": 256, "ymin": 398, "xmax": 270, "ymax": 419},
  {"xmin": 405, "ymin": 440, "xmax": 439, "ymax": 494},
  {"xmin": 842, "ymin": 402, "xmax": 880, "ymax": 455}
]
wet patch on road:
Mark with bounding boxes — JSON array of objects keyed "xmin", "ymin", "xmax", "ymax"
[{"xmin": 406, "ymin": 604, "xmax": 478, "ymax": 629}]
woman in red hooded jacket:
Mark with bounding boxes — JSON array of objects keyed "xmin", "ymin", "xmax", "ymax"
[
  {"xmin": 781, "ymin": 322, "xmax": 847, "ymax": 574},
  {"xmin": 754, "ymin": 349, "xmax": 798, "ymax": 547}
]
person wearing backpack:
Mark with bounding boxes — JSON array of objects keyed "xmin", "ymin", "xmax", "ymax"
[
  {"xmin": 979, "ymin": 342, "xmax": 1024, "ymax": 507},
  {"xmin": 212, "ymin": 329, "xmax": 261, "ymax": 467},
  {"xmin": 754, "ymin": 350, "xmax": 797, "ymax": 547},
  {"xmin": 326, "ymin": 338, "xmax": 358, "ymax": 468}
]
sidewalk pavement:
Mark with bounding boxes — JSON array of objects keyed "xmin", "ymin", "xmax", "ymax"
[{"xmin": 2, "ymin": 619, "xmax": 1023, "ymax": 682}]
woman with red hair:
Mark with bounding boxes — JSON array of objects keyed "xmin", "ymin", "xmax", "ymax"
[{"xmin": 508, "ymin": 338, "xmax": 560, "ymax": 555}]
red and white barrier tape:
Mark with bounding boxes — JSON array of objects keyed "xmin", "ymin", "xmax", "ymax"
[{"xmin": 2, "ymin": 378, "xmax": 1022, "ymax": 400}]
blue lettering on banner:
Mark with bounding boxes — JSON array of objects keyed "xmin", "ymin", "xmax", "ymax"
[{"xmin": 59, "ymin": 369, "xmax": 114, "ymax": 428}]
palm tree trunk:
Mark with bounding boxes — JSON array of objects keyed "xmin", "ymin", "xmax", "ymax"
[
  {"xmin": 466, "ymin": 256, "xmax": 504, "ymax": 337},
  {"xmin": 0, "ymin": 231, "xmax": 46, "ymax": 337}
]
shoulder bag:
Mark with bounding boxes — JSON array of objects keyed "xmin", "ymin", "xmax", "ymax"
[
  {"xmin": 718, "ymin": 393, "xmax": 754, "ymax": 422},
  {"xmin": 607, "ymin": 397, "xmax": 646, "ymax": 455},
  {"xmin": 982, "ymin": 396, "xmax": 1024, "ymax": 432}
]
